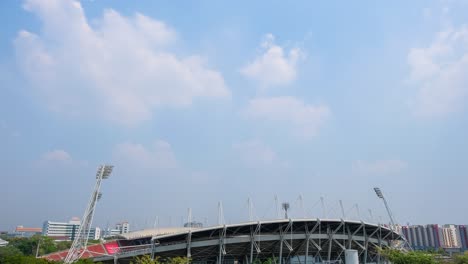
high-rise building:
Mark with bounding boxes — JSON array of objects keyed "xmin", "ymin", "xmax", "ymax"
[
  {"xmin": 42, "ymin": 218, "xmax": 101, "ymax": 241},
  {"xmin": 116, "ymin": 222, "xmax": 130, "ymax": 234},
  {"xmin": 426, "ymin": 224, "xmax": 442, "ymax": 249},
  {"xmin": 458, "ymin": 225, "xmax": 468, "ymax": 250},
  {"xmin": 104, "ymin": 221, "xmax": 130, "ymax": 238},
  {"xmin": 402, "ymin": 224, "xmax": 443, "ymax": 250},
  {"xmin": 442, "ymin": 224, "xmax": 461, "ymax": 248}
]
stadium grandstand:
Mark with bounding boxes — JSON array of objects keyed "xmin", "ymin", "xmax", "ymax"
[{"xmin": 43, "ymin": 218, "xmax": 402, "ymax": 263}]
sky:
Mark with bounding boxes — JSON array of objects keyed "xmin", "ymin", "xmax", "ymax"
[{"xmin": 1, "ymin": 0, "xmax": 468, "ymax": 231}]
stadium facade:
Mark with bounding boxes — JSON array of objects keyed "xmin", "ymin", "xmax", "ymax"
[{"xmin": 44, "ymin": 218, "xmax": 402, "ymax": 263}]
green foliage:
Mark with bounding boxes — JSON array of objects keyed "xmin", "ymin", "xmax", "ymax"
[
  {"xmin": 55, "ymin": 240, "xmax": 72, "ymax": 251},
  {"xmin": 253, "ymin": 257, "xmax": 278, "ymax": 264},
  {"xmin": 167, "ymin": 256, "xmax": 190, "ymax": 264},
  {"xmin": 0, "ymin": 245, "xmax": 24, "ymax": 257},
  {"xmin": 0, "ymin": 254, "xmax": 56, "ymax": 264},
  {"xmin": 454, "ymin": 252, "xmax": 468, "ymax": 264},
  {"xmin": 6, "ymin": 235, "xmax": 59, "ymax": 256},
  {"xmin": 75, "ymin": 259, "xmax": 103, "ymax": 264},
  {"xmin": 382, "ymin": 249, "xmax": 438, "ymax": 264},
  {"xmin": 131, "ymin": 255, "xmax": 191, "ymax": 264},
  {"xmin": 131, "ymin": 255, "xmax": 159, "ymax": 264}
]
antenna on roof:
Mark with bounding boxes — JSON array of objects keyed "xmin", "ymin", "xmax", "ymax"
[
  {"xmin": 339, "ymin": 200, "xmax": 345, "ymax": 219},
  {"xmin": 320, "ymin": 196, "xmax": 326, "ymax": 218},
  {"xmin": 217, "ymin": 201, "xmax": 225, "ymax": 225},
  {"xmin": 247, "ymin": 197, "xmax": 254, "ymax": 222},
  {"xmin": 274, "ymin": 195, "xmax": 279, "ymax": 219},
  {"xmin": 281, "ymin": 202, "xmax": 290, "ymax": 219},
  {"xmin": 299, "ymin": 194, "xmax": 306, "ymax": 218}
]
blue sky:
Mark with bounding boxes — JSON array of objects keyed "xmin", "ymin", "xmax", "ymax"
[{"xmin": 1, "ymin": 0, "xmax": 468, "ymax": 231}]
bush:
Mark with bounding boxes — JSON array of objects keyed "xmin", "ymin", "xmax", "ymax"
[{"xmin": 454, "ymin": 253, "xmax": 468, "ymax": 264}]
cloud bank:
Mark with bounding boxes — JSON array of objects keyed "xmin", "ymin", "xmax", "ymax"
[
  {"xmin": 15, "ymin": 0, "xmax": 230, "ymax": 126},
  {"xmin": 408, "ymin": 25, "xmax": 468, "ymax": 117}
]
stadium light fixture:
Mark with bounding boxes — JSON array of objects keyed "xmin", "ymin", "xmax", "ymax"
[
  {"xmin": 374, "ymin": 187, "xmax": 384, "ymax": 199},
  {"xmin": 96, "ymin": 165, "xmax": 113, "ymax": 179}
]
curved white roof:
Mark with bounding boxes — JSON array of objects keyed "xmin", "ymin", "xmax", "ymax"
[
  {"xmin": 117, "ymin": 227, "xmax": 196, "ymax": 240},
  {"xmin": 0, "ymin": 238, "xmax": 8, "ymax": 247}
]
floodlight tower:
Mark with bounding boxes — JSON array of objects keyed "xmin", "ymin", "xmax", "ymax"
[
  {"xmin": 373, "ymin": 187, "xmax": 396, "ymax": 228},
  {"xmin": 64, "ymin": 165, "xmax": 113, "ymax": 263},
  {"xmin": 282, "ymin": 202, "xmax": 290, "ymax": 219},
  {"xmin": 374, "ymin": 187, "xmax": 412, "ymax": 250}
]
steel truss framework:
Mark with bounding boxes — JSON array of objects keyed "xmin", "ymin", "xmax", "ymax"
[
  {"xmin": 64, "ymin": 165, "xmax": 113, "ymax": 263},
  {"xmin": 95, "ymin": 219, "xmax": 401, "ymax": 264}
]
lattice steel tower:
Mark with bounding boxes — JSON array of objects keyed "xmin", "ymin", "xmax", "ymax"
[{"xmin": 64, "ymin": 165, "xmax": 114, "ymax": 263}]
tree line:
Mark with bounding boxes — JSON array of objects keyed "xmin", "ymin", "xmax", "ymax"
[{"xmin": 2, "ymin": 235, "xmax": 468, "ymax": 264}]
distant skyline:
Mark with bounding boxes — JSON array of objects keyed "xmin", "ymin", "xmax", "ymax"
[{"xmin": 1, "ymin": 0, "xmax": 468, "ymax": 231}]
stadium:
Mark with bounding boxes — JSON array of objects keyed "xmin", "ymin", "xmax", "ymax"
[
  {"xmin": 44, "ymin": 218, "xmax": 401, "ymax": 263},
  {"xmin": 42, "ymin": 166, "xmax": 402, "ymax": 263}
]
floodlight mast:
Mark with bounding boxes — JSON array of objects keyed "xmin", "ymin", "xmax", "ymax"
[
  {"xmin": 374, "ymin": 187, "xmax": 412, "ymax": 251},
  {"xmin": 64, "ymin": 165, "xmax": 113, "ymax": 263},
  {"xmin": 373, "ymin": 187, "xmax": 395, "ymax": 228}
]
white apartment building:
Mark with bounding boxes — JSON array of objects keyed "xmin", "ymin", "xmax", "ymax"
[
  {"xmin": 42, "ymin": 218, "xmax": 101, "ymax": 241},
  {"xmin": 442, "ymin": 224, "xmax": 461, "ymax": 248},
  {"xmin": 104, "ymin": 221, "xmax": 130, "ymax": 238},
  {"xmin": 116, "ymin": 221, "xmax": 129, "ymax": 234}
]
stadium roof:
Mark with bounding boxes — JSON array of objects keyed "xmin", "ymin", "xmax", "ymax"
[
  {"xmin": 0, "ymin": 238, "xmax": 8, "ymax": 247},
  {"xmin": 117, "ymin": 227, "xmax": 194, "ymax": 240}
]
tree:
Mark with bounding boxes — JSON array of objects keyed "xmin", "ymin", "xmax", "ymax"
[
  {"xmin": 167, "ymin": 256, "xmax": 190, "ymax": 264},
  {"xmin": 0, "ymin": 245, "xmax": 24, "ymax": 258},
  {"xmin": 381, "ymin": 249, "xmax": 438, "ymax": 264}
]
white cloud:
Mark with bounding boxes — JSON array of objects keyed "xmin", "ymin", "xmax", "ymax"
[
  {"xmin": 352, "ymin": 159, "xmax": 408, "ymax": 175},
  {"xmin": 407, "ymin": 25, "xmax": 468, "ymax": 117},
  {"xmin": 40, "ymin": 149, "xmax": 72, "ymax": 162},
  {"xmin": 243, "ymin": 96, "xmax": 330, "ymax": 138},
  {"xmin": 15, "ymin": 0, "xmax": 230, "ymax": 126},
  {"xmin": 240, "ymin": 34, "xmax": 304, "ymax": 89},
  {"xmin": 112, "ymin": 140, "xmax": 177, "ymax": 169},
  {"xmin": 232, "ymin": 140, "xmax": 278, "ymax": 167}
]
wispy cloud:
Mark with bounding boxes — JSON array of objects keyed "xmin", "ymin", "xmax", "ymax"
[
  {"xmin": 37, "ymin": 149, "xmax": 87, "ymax": 168},
  {"xmin": 352, "ymin": 159, "xmax": 408, "ymax": 176},
  {"xmin": 243, "ymin": 96, "xmax": 330, "ymax": 138},
  {"xmin": 15, "ymin": 0, "xmax": 230, "ymax": 126},
  {"xmin": 232, "ymin": 140, "xmax": 281, "ymax": 167},
  {"xmin": 112, "ymin": 140, "xmax": 178, "ymax": 169},
  {"xmin": 40, "ymin": 149, "xmax": 72, "ymax": 162}
]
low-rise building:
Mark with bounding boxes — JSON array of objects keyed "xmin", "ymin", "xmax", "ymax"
[{"xmin": 12, "ymin": 226, "xmax": 42, "ymax": 237}]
